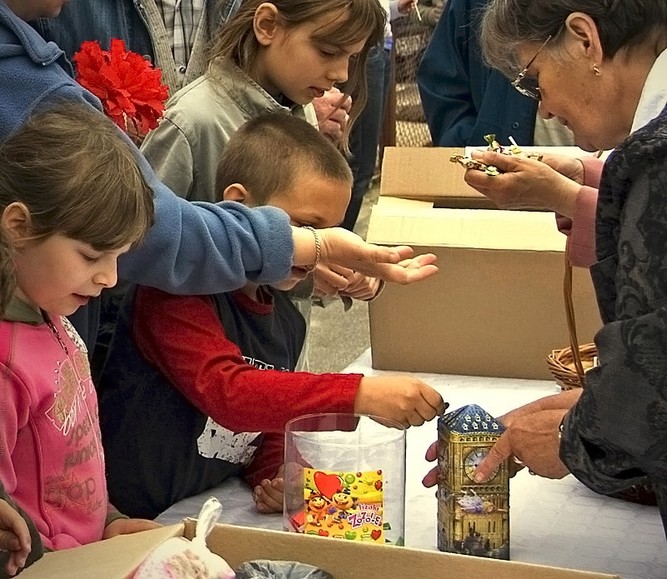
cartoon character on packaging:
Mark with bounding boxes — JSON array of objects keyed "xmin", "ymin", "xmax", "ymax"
[
  {"xmin": 331, "ymin": 489, "xmax": 357, "ymax": 523},
  {"xmin": 305, "ymin": 492, "xmax": 330, "ymax": 527}
]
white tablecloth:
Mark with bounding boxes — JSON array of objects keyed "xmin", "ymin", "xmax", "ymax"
[{"xmin": 157, "ymin": 349, "xmax": 667, "ymax": 579}]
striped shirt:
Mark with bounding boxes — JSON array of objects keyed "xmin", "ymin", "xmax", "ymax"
[{"xmin": 155, "ymin": 0, "xmax": 205, "ymax": 69}]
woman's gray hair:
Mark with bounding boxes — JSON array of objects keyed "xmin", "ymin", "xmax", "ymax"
[{"xmin": 479, "ymin": 0, "xmax": 667, "ymax": 78}]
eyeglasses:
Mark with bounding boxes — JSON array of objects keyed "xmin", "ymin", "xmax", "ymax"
[{"xmin": 511, "ymin": 35, "xmax": 552, "ymax": 101}]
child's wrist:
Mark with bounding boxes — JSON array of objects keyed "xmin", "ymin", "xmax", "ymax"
[{"xmin": 301, "ymin": 226, "xmax": 321, "ymax": 272}]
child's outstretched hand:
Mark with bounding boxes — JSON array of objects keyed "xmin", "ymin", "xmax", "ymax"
[
  {"xmin": 0, "ymin": 499, "xmax": 31, "ymax": 576},
  {"xmin": 253, "ymin": 466, "xmax": 285, "ymax": 514},
  {"xmin": 312, "ymin": 263, "xmax": 382, "ymax": 301},
  {"xmin": 103, "ymin": 517, "xmax": 162, "ymax": 539},
  {"xmin": 294, "ymin": 225, "xmax": 438, "ymax": 285},
  {"xmin": 354, "ymin": 376, "xmax": 447, "ymax": 428}
]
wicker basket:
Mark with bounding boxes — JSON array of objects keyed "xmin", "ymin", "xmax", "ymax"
[{"xmin": 546, "ymin": 254, "xmax": 597, "ymax": 390}]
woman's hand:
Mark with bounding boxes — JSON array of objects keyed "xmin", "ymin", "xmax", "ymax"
[
  {"xmin": 421, "ymin": 440, "xmax": 440, "ymax": 488},
  {"xmin": 474, "ymin": 408, "xmax": 571, "ymax": 482},
  {"xmin": 474, "ymin": 390, "xmax": 582, "ymax": 483},
  {"xmin": 496, "ymin": 389, "xmax": 582, "ymax": 430},
  {"xmin": 464, "ymin": 151, "xmax": 583, "ymax": 217},
  {"xmin": 421, "ymin": 389, "xmax": 581, "ymax": 487}
]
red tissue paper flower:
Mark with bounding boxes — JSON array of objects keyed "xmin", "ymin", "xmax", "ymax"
[{"xmin": 73, "ymin": 39, "xmax": 169, "ymax": 138}]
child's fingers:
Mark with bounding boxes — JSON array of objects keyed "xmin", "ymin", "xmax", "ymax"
[
  {"xmin": 254, "ymin": 481, "xmax": 284, "ymax": 513},
  {"xmin": 254, "ymin": 495, "xmax": 282, "ymax": 513},
  {"xmin": 260, "ymin": 479, "xmax": 284, "ymax": 505},
  {"xmin": 7, "ymin": 550, "xmax": 28, "ymax": 576},
  {"xmin": 0, "ymin": 530, "xmax": 22, "ymax": 552},
  {"xmin": 0, "ymin": 501, "xmax": 31, "ymax": 551}
]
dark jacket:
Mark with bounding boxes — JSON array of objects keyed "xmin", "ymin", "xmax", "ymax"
[
  {"xmin": 560, "ymin": 105, "xmax": 667, "ymax": 536},
  {"xmin": 417, "ymin": 0, "xmax": 537, "ymax": 146}
]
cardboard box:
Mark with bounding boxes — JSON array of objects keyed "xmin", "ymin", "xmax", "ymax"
[
  {"xmin": 21, "ymin": 521, "xmax": 619, "ymax": 578},
  {"xmin": 380, "ymin": 147, "xmax": 496, "ymax": 209},
  {"xmin": 367, "ymin": 199, "xmax": 602, "ymax": 379}
]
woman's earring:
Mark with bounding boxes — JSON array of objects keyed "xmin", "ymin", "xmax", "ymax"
[{"xmin": 592, "ymin": 63, "xmax": 602, "ymax": 77}]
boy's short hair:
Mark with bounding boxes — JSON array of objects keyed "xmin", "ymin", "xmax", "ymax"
[
  {"xmin": 0, "ymin": 101, "xmax": 154, "ymax": 251},
  {"xmin": 215, "ymin": 113, "xmax": 353, "ymax": 205}
]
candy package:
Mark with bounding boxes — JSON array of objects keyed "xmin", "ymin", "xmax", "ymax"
[{"xmin": 450, "ymin": 134, "xmax": 544, "ymax": 176}]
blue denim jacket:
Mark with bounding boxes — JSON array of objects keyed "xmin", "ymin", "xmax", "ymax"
[{"xmin": 32, "ymin": 0, "xmax": 238, "ymax": 93}]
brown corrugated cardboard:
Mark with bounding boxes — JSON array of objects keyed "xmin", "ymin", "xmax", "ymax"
[
  {"xmin": 367, "ymin": 200, "xmax": 602, "ymax": 379},
  {"xmin": 379, "ymin": 146, "xmax": 591, "ymax": 209},
  {"xmin": 21, "ymin": 522, "xmax": 619, "ymax": 578},
  {"xmin": 380, "ymin": 147, "xmax": 496, "ymax": 208}
]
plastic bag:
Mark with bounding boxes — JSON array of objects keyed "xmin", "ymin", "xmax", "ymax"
[
  {"xmin": 235, "ymin": 560, "xmax": 333, "ymax": 579},
  {"xmin": 132, "ymin": 497, "xmax": 235, "ymax": 578}
]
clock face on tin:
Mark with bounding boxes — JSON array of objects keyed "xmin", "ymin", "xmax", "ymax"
[{"xmin": 463, "ymin": 447, "xmax": 498, "ymax": 481}]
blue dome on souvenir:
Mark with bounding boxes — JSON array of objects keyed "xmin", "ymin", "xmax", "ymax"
[{"xmin": 439, "ymin": 404, "xmax": 505, "ymax": 435}]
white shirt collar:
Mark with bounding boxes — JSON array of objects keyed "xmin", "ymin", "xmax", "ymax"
[{"xmin": 631, "ymin": 48, "xmax": 667, "ymax": 133}]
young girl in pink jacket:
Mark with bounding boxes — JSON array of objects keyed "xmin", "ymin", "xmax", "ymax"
[{"xmin": 0, "ymin": 102, "xmax": 158, "ymax": 555}]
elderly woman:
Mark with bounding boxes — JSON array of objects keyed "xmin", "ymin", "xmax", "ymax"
[{"xmin": 424, "ymin": 0, "xmax": 667, "ymax": 535}]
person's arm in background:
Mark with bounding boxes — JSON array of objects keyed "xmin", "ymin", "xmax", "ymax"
[
  {"xmin": 417, "ymin": 0, "xmax": 537, "ymax": 146},
  {"xmin": 418, "ymin": 0, "xmax": 445, "ymax": 28},
  {"xmin": 311, "ymin": 88, "xmax": 352, "ymax": 144}
]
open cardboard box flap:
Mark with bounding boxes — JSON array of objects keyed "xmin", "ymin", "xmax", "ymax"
[
  {"xmin": 379, "ymin": 147, "xmax": 496, "ymax": 208},
  {"xmin": 368, "ymin": 201, "xmax": 567, "ymax": 250},
  {"xmin": 21, "ymin": 521, "xmax": 619, "ymax": 579}
]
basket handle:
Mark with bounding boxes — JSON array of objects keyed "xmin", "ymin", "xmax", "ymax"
[{"xmin": 563, "ymin": 252, "xmax": 586, "ymax": 386}]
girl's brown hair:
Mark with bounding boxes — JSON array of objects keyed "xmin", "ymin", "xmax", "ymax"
[
  {"xmin": 208, "ymin": 0, "xmax": 386, "ymax": 147},
  {"xmin": 0, "ymin": 102, "xmax": 154, "ymax": 251},
  {"xmin": 0, "ymin": 230, "xmax": 16, "ymax": 315}
]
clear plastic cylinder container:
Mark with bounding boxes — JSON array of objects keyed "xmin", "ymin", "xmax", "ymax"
[{"xmin": 283, "ymin": 413, "xmax": 406, "ymax": 546}]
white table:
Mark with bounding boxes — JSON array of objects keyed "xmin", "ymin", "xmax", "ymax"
[{"xmin": 157, "ymin": 349, "xmax": 667, "ymax": 579}]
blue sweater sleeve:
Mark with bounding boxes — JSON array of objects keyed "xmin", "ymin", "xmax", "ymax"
[
  {"xmin": 120, "ymin": 157, "xmax": 294, "ymax": 291},
  {"xmin": 0, "ymin": 10, "xmax": 293, "ymax": 293}
]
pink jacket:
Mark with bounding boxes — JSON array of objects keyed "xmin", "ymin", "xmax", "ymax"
[
  {"xmin": 0, "ymin": 300, "xmax": 110, "ymax": 550},
  {"xmin": 555, "ymin": 156, "xmax": 603, "ymax": 268}
]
